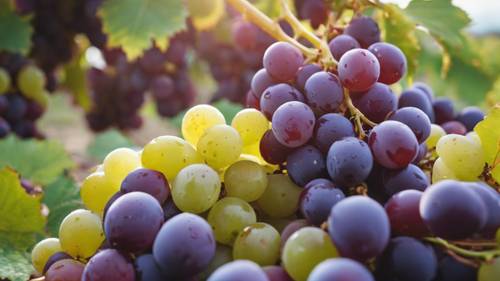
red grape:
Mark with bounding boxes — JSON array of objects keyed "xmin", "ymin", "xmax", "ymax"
[{"xmin": 338, "ymin": 49, "xmax": 380, "ymax": 92}]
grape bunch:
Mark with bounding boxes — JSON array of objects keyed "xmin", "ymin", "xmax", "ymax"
[{"xmin": 0, "ymin": 53, "xmax": 48, "ymax": 139}]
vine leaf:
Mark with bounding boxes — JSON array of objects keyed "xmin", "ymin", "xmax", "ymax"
[
  {"xmin": 99, "ymin": 0, "xmax": 188, "ymax": 59},
  {"xmin": 474, "ymin": 105, "xmax": 500, "ymax": 184},
  {"xmin": 0, "ymin": 136, "xmax": 74, "ymax": 186},
  {"xmin": 87, "ymin": 130, "xmax": 135, "ymax": 162},
  {"xmin": 0, "ymin": 0, "xmax": 32, "ymax": 54}
]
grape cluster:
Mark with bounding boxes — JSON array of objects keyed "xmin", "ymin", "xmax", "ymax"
[{"xmin": 0, "ymin": 53, "xmax": 48, "ymax": 139}]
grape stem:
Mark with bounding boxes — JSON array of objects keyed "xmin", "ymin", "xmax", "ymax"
[
  {"xmin": 425, "ymin": 237, "xmax": 500, "ymax": 261},
  {"xmin": 344, "ymin": 89, "xmax": 377, "ymax": 138}
]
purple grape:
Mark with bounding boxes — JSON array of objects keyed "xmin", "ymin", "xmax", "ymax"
[
  {"xmin": 0, "ymin": 95, "xmax": 8, "ymax": 115},
  {"xmin": 368, "ymin": 42, "xmax": 407, "ymax": 84},
  {"xmin": 260, "ymin": 83, "xmax": 305, "ymax": 120},
  {"xmin": 326, "ymin": 137, "xmax": 373, "ymax": 187},
  {"xmin": 263, "ymin": 42, "xmax": 304, "ymax": 82},
  {"xmin": 368, "ymin": 120, "xmax": 419, "ymax": 169},
  {"xmin": 43, "ymin": 252, "xmax": 73, "ymax": 274},
  {"xmin": 25, "ymin": 101, "xmax": 45, "ymax": 121},
  {"xmin": 352, "ymin": 82, "xmax": 397, "ymax": 123},
  {"xmin": 0, "ymin": 117, "xmax": 11, "ymax": 138},
  {"xmin": 246, "ymin": 90, "xmax": 260, "ymax": 110},
  {"xmin": 46, "ymin": 259, "xmax": 85, "ymax": 281},
  {"xmin": 389, "ymin": 107, "xmax": 431, "ymax": 143},
  {"xmin": 432, "ymin": 97, "xmax": 455, "ymax": 124},
  {"xmin": 455, "ymin": 106, "xmax": 484, "ymax": 131},
  {"xmin": 304, "ymin": 71, "xmax": 344, "ymax": 115},
  {"xmin": 398, "ymin": 88, "xmax": 435, "ymax": 122},
  {"xmin": 412, "ymin": 82, "xmax": 434, "ymax": 102},
  {"xmin": 82, "ymin": 249, "xmax": 135, "ymax": 281},
  {"xmin": 441, "ymin": 120, "xmax": 466, "ymax": 135},
  {"xmin": 272, "ymin": 101, "xmax": 315, "ymax": 148},
  {"xmin": 104, "ymin": 192, "xmax": 164, "ymax": 253},
  {"xmin": 300, "ymin": 182, "xmax": 345, "ymax": 225},
  {"xmin": 5, "ymin": 95, "xmax": 27, "ymax": 121},
  {"xmin": 381, "ymin": 164, "xmax": 429, "ymax": 197},
  {"xmin": 153, "ymin": 213, "xmax": 215, "ymax": 278},
  {"xmin": 103, "ymin": 191, "xmax": 123, "ymax": 220},
  {"xmin": 299, "ymin": 0, "xmax": 328, "ymax": 28},
  {"xmin": 121, "ymin": 168, "xmax": 170, "ymax": 205},
  {"xmin": 412, "ymin": 143, "xmax": 427, "ymax": 164},
  {"xmin": 263, "ymin": 265, "xmax": 294, "ymax": 281},
  {"xmin": 135, "ymin": 254, "xmax": 166, "ymax": 281},
  {"xmin": 251, "ymin": 68, "xmax": 276, "ymax": 99},
  {"xmin": 338, "ymin": 49, "xmax": 380, "ymax": 92},
  {"xmin": 287, "ymin": 145, "xmax": 328, "ymax": 187},
  {"xmin": 328, "ymin": 34, "xmax": 360, "ymax": 61},
  {"xmin": 13, "ymin": 120, "xmax": 36, "ymax": 138},
  {"xmin": 232, "ymin": 19, "xmax": 258, "ymax": 51},
  {"xmin": 295, "ymin": 64, "xmax": 321, "ymax": 92},
  {"xmin": 313, "ymin": 113, "xmax": 355, "ymax": 154},
  {"xmin": 385, "ymin": 190, "xmax": 429, "ymax": 237},
  {"xmin": 309, "ymin": 258, "xmax": 374, "ymax": 281},
  {"xmin": 469, "ymin": 182, "xmax": 500, "ymax": 237},
  {"xmin": 344, "ymin": 16, "xmax": 381, "ymax": 48},
  {"xmin": 207, "ymin": 260, "xmax": 268, "ymax": 281},
  {"xmin": 436, "ymin": 255, "xmax": 477, "ymax": 281},
  {"xmin": 304, "ymin": 178, "xmax": 335, "ymax": 189},
  {"xmin": 328, "ymin": 196, "xmax": 390, "ymax": 261},
  {"xmin": 280, "ymin": 219, "xmax": 309, "ymax": 249},
  {"xmin": 259, "ymin": 129, "xmax": 294, "ymax": 165},
  {"xmin": 150, "ymin": 75, "xmax": 174, "ymax": 100},
  {"xmin": 420, "ymin": 180, "xmax": 487, "ymax": 239},
  {"xmin": 162, "ymin": 196, "xmax": 181, "ymax": 221}
]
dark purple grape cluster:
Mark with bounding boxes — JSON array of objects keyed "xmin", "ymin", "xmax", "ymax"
[{"xmin": 294, "ymin": 0, "xmax": 329, "ymax": 29}]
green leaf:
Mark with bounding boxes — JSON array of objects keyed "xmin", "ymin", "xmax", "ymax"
[
  {"xmin": 99, "ymin": 0, "xmax": 188, "ymax": 59},
  {"xmin": 87, "ymin": 130, "xmax": 135, "ymax": 162},
  {"xmin": 0, "ymin": 136, "xmax": 74, "ymax": 185},
  {"xmin": 43, "ymin": 176, "xmax": 83, "ymax": 236},
  {"xmin": 474, "ymin": 105, "xmax": 500, "ymax": 166},
  {"xmin": 0, "ymin": 0, "xmax": 32, "ymax": 54},
  {"xmin": 0, "ymin": 242, "xmax": 34, "ymax": 281}
]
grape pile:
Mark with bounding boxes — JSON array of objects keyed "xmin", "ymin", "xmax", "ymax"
[
  {"xmin": 0, "ymin": 53, "xmax": 48, "ymax": 139},
  {"xmin": 31, "ymin": 13, "xmax": 500, "ymax": 281}
]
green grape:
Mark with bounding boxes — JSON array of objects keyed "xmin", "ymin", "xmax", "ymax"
[
  {"xmin": 103, "ymin": 147, "xmax": 141, "ymax": 186},
  {"xmin": 199, "ymin": 244, "xmax": 233, "ymax": 279},
  {"xmin": 0, "ymin": 67, "xmax": 11, "ymax": 94},
  {"xmin": 432, "ymin": 157, "xmax": 457, "ymax": 183},
  {"xmin": 172, "ymin": 164, "xmax": 221, "ymax": 213},
  {"xmin": 233, "ymin": 223, "xmax": 280, "ymax": 266},
  {"xmin": 31, "ymin": 238, "xmax": 61, "ymax": 274},
  {"xmin": 197, "ymin": 124, "xmax": 243, "ymax": 170},
  {"xmin": 207, "ymin": 197, "xmax": 257, "ymax": 245},
  {"xmin": 17, "ymin": 65, "xmax": 46, "ymax": 98},
  {"xmin": 257, "ymin": 174, "xmax": 302, "ymax": 218},
  {"xmin": 478, "ymin": 256, "xmax": 500, "ymax": 281},
  {"xmin": 142, "ymin": 135, "xmax": 203, "ymax": 180},
  {"xmin": 59, "ymin": 209, "xmax": 104, "ymax": 259},
  {"xmin": 186, "ymin": 0, "xmax": 224, "ymax": 30},
  {"xmin": 426, "ymin": 124, "xmax": 446, "ymax": 151},
  {"xmin": 231, "ymin": 109, "xmax": 269, "ymax": 146},
  {"xmin": 80, "ymin": 172, "xmax": 118, "ymax": 216},
  {"xmin": 436, "ymin": 134, "xmax": 485, "ymax": 181},
  {"xmin": 224, "ymin": 160, "xmax": 268, "ymax": 202},
  {"xmin": 182, "ymin": 104, "xmax": 226, "ymax": 145},
  {"xmin": 282, "ymin": 227, "xmax": 338, "ymax": 281}
]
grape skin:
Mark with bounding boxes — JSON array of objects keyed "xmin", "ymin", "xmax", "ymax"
[
  {"xmin": 299, "ymin": 182, "xmax": 345, "ymax": 226},
  {"xmin": 260, "ymin": 83, "xmax": 305, "ymax": 120},
  {"xmin": 58, "ymin": 209, "xmax": 104, "ymax": 259},
  {"xmin": 232, "ymin": 223, "xmax": 281, "ymax": 266},
  {"xmin": 381, "ymin": 164, "xmax": 430, "ymax": 197},
  {"xmin": 263, "ymin": 265, "xmax": 293, "ymax": 281},
  {"xmin": 134, "ymin": 254, "xmax": 166, "ymax": 281},
  {"xmin": 456, "ymin": 106, "xmax": 484, "ymax": 131},
  {"xmin": 368, "ymin": 42, "xmax": 407, "ymax": 84},
  {"xmin": 433, "ymin": 97, "xmax": 455, "ymax": 124},
  {"xmin": 181, "ymin": 104, "xmax": 226, "ymax": 146},
  {"xmin": 82, "ymin": 249, "xmax": 135, "ymax": 281},
  {"xmin": 313, "ymin": 113, "xmax": 355, "ymax": 154},
  {"xmin": 304, "ymin": 71, "xmax": 344, "ymax": 116},
  {"xmin": 45, "ymin": 259, "xmax": 85, "ymax": 281},
  {"xmin": 31, "ymin": 238, "xmax": 62, "ymax": 274},
  {"xmin": 308, "ymin": 258, "xmax": 374, "ymax": 281},
  {"xmin": 338, "ymin": 48, "xmax": 380, "ymax": 92},
  {"xmin": 398, "ymin": 88, "xmax": 435, "ymax": 122},
  {"xmin": 263, "ymin": 42, "xmax": 304, "ymax": 82},
  {"xmin": 43, "ymin": 252, "xmax": 73, "ymax": 274},
  {"xmin": 272, "ymin": 101, "xmax": 315, "ymax": 148},
  {"xmin": 224, "ymin": 160, "xmax": 268, "ymax": 202},
  {"xmin": 352, "ymin": 82, "xmax": 397, "ymax": 123},
  {"xmin": 257, "ymin": 174, "xmax": 302, "ymax": 218},
  {"xmin": 328, "ymin": 34, "xmax": 360, "ymax": 61},
  {"xmin": 385, "ymin": 190, "xmax": 428, "ymax": 237},
  {"xmin": 251, "ymin": 68, "xmax": 276, "ymax": 98},
  {"xmin": 207, "ymin": 260, "xmax": 268, "ymax": 281},
  {"xmin": 295, "ymin": 64, "xmax": 321, "ymax": 92},
  {"xmin": 120, "ymin": 168, "xmax": 170, "ymax": 205},
  {"xmin": 259, "ymin": 129, "xmax": 293, "ymax": 165},
  {"xmin": 344, "ymin": 16, "xmax": 381, "ymax": 48},
  {"xmin": 389, "ymin": 107, "xmax": 431, "ymax": 143},
  {"xmin": 286, "ymin": 145, "xmax": 328, "ymax": 187},
  {"xmin": 197, "ymin": 124, "xmax": 243, "ymax": 170}
]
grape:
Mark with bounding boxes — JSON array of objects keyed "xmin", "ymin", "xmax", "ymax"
[
  {"xmin": 198, "ymin": 124, "xmax": 243, "ymax": 169},
  {"xmin": 442, "ymin": 120, "xmax": 467, "ymax": 135},
  {"xmin": 104, "ymin": 192, "xmax": 163, "ymax": 253},
  {"xmin": 181, "ymin": 104, "xmax": 226, "ymax": 145},
  {"xmin": 251, "ymin": 68, "xmax": 276, "ymax": 98},
  {"xmin": 298, "ymin": 0, "xmax": 328, "ymax": 28},
  {"xmin": 231, "ymin": 19, "xmax": 258, "ymax": 51},
  {"xmin": 309, "ymin": 258, "xmax": 374, "ymax": 281},
  {"xmin": 59, "ymin": 209, "xmax": 104, "ymax": 259},
  {"xmin": 426, "ymin": 124, "xmax": 446, "ymax": 150},
  {"xmin": 328, "ymin": 196, "xmax": 390, "ymax": 261},
  {"xmin": 233, "ymin": 223, "xmax": 281, "ymax": 266},
  {"xmin": 141, "ymin": 135, "xmax": 203, "ymax": 180},
  {"xmin": 224, "ymin": 160, "xmax": 268, "ymax": 202},
  {"xmin": 469, "ymin": 182, "xmax": 500, "ymax": 236},
  {"xmin": 80, "ymin": 172, "xmax": 119, "ymax": 216},
  {"xmin": 207, "ymin": 260, "xmax": 268, "ymax": 281},
  {"xmin": 31, "ymin": 238, "xmax": 62, "ymax": 274},
  {"xmin": 263, "ymin": 42, "xmax": 304, "ymax": 82},
  {"xmin": 299, "ymin": 182, "xmax": 345, "ymax": 226},
  {"xmin": 172, "ymin": 164, "xmax": 221, "ymax": 213},
  {"xmin": 153, "ymin": 213, "xmax": 216, "ymax": 278},
  {"xmin": 134, "ymin": 254, "xmax": 166, "ymax": 281},
  {"xmin": 282, "ymin": 227, "xmax": 338, "ymax": 281},
  {"xmin": 303, "ymin": 71, "xmax": 344, "ymax": 116},
  {"xmin": 17, "ymin": 65, "xmax": 46, "ymax": 98},
  {"xmin": 338, "ymin": 49, "xmax": 380, "ymax": 92},
  {"xmin": 162, "ymin": 196, "xmax": 181, "ymax": 221},
  {"xmin": 82, "ymin": 249, "xmax": 135, "ymax": 281},
  {"xmin": 150, "ymin": 75, "xmax": 174, "ymax": 100},
  {"xmin": 412, "ymin": 82, "xmax": 434, "ymax": 102},
  {"xmin": 295, "ymin": 64, "xmax": 321, "ymax": 92},
  {"xmin": 287, "ymin": 145, "xmax": 327, "ymax": 187},
  {"xmin": 280, "ymin": 220, "xmax": 309, "ymax": 249},
  {"xmin": 368, "ymin": 42, "xmax": 407, "ymax": 84},
  {"xmin": 433, "ymin": 97, "xmax": 455, "ymax": 124},
  {"xmin": 398, "ymin": 88, "xmax": 435, "ymax": 122},
  {"xmin": 260, "ymin": 83, "xmax": 305, "ymax": 120},
  {"xmin": 246, "ymin": 90, "xmax": 260, "ymax": 110},
  {"xmin": 352, "ymin": 82, "xmax": 397, "ymax": 123},
  {"xmin": 263, "ymin": 266, "xmax": 293, "ymax": 281},
  {"xmin": 257, "ymin": 174, "xmax": 302, "ymax": 218},
  {"xmin": 344, "ymin": 16, "xmax": 381, "ymax": 48},
  {"xmin": 432, "ymin": 157, "xmax": 457, "ymax": 183},
  {"xmin": 419, "ymin": 180, "xmax": 487, "ymax": 239},
  {"xmin": 456, "ymin": 106, "xmax": 484, "ymax": 131},
  {"xmin": 436, "ymin": 134, "xmax": 485, "ymax": 180},
  {"xmin": 0, "ymin": 67, "xmax": 10, "ymax": 94},
  {"xmin": 385, "ymin": 190, "xmax": 428, "ymax": 237},
  {"xmin": 259, "ymin": 129, "xmax": 293, "ymax": 164},
  {"xmin": 199, "ymin": 244, "xmax": 233, "ymax": 279},
  {"xmin": 389, "ymin": 107, "xmax": 431, "ymax": 143},
  {"xmin": 313, "ymin": 113, "xmax": 355, "ymax": 153},
  {"xmin": 5, "ymin": 94, "xmax": 27, "ymax": 121},
  {"xmin": 437, "ymin": 255, "xmax": 477, "ymax": 281},
  {"xmin": 368, "ymin": 120, "xmax": 419, "ymax": 169},
  {"xmin": 326, "ymin": 137, "xmax": 373, "ymax": 187},
  {"xmin": 103, "ymin": 148, "xmax": 141, "ymax": 186},
  {"xmin": 376, "ymin": 237, "xmax": 437, "ymax": 281},
  {"xmin": 208, "ymin": 197, "xmax": 257, "ymax": 245},
  {"xmin": 120, "ymin": 168, "xmax": 170, "ymax": 205},
  {"xmin": 272, "ymin": 101, "xmax": 315, "ymax": 148},
  {"xmin": 381, "ymin": 164, "xmax": 429, "ymax": 197},
  {"xmin": 45, "ymin": 259, "xmax": 85, "ymax": 281},
  {"xmin": 231, "ymin": 108, "xmax": 269, "ymax": 146},
  {"xmin": 328, "ymin": 34, "xmax": 360, "ymax": 61}
]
